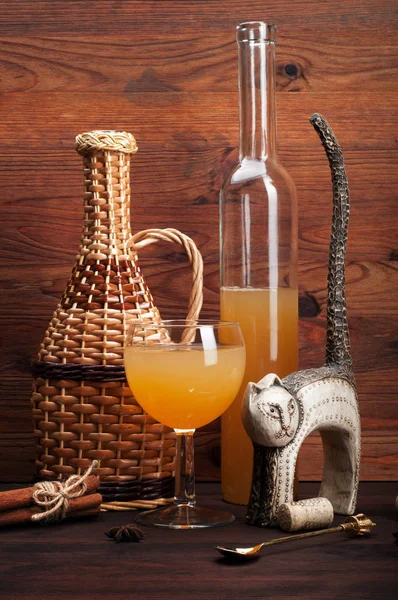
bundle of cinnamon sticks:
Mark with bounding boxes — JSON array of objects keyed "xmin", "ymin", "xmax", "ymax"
[{"xmin": 0, "ymin": 476, "xmax": 102, "ymax": 527}]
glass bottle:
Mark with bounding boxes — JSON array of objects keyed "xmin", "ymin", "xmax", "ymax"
[{"xmin": 220, "ymin": 22, "xmax": 298, "ymax": 504}]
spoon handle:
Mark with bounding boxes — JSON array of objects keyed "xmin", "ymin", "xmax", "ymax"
[
  {"xmin": 261, "ymin": 513, "xmax": 375, "ymax": 550},
  {"xmin": 260, "ymin": 524, "xmax": 344, "ymax": 549}
]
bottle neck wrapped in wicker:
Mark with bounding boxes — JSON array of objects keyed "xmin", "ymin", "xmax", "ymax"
[
  {"xmin": 76, "ymin": 129, "xmax": 138, "ymax": 263},
  {"xmin": 81, "ymin": 150, "xmax": 134, "ymax": 262},
  {"xmin": 37, "ymin": 131, "xmax": 161, "ymax": 367}
]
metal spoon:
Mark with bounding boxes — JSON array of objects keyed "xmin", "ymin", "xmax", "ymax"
[{"xmin": 215, "ymin": 513, "xmax": 375, "ymax": 561}]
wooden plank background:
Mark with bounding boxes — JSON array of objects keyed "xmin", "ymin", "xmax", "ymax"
[{"xmin": 0, "ymin": 0, "xmax": 396, "ymax": 482}]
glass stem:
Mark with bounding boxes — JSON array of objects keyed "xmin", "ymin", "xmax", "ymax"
[{"xmin": 174, "ymin": 430, "xmax": 196, "ymax": 506}]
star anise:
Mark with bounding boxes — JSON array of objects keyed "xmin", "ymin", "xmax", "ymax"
[{"xmin": 105, "ymin": 524, "xmax": 144, "ymax": 543}]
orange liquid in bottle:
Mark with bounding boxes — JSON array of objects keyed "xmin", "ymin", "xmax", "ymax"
[{"xmin": 220, "ymin": 287, "xmax": 298, "ymax": 504}]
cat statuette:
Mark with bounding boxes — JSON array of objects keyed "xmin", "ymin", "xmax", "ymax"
[{"xmin": 242, "ymin": 113, "xmax": 361, "ymax": 528}]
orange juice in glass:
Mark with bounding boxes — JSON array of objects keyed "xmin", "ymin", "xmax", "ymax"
[{"xmin": 124, "ymin": 320, "xmax": 245, "ymax": 529}]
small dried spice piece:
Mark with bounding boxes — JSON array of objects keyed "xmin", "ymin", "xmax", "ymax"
[{"xmin": 105, "ymin": 524, "xmax": 144, "ymax": 543}]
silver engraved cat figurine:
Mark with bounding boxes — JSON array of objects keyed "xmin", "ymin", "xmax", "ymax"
[{"xmin": 242, "ymin": 113, "xmax": 361, "ymax": 528}]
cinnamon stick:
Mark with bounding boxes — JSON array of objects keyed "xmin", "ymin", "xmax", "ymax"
[
  {"xmin": 0, "ymin": 475, "xmax": 100, "ymax": 513},
  {"xmin": 0, "ymin": 492, "xmax": 102, "ymax": 527},
  {"xmin": 67, "ymin": 506, "xmax": 101, "ymax": 519}
]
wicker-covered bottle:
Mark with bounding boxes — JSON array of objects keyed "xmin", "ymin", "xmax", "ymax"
[{"xmin": 31, "ymin": 130, "xmax": 202, "ymax": 501}]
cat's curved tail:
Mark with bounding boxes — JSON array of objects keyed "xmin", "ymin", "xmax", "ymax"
[{"xmin": 310, "ymin": 113, "xmax": 353, "ymax": 374}]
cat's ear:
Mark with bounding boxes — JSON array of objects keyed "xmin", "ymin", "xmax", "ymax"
[
  {"xmin": 257, "ymin": 373, "xmax": 283, "ymax": 389},
  {"xmin": 244, "ymin": 382, "xmax": 262, "ymax": 402}
]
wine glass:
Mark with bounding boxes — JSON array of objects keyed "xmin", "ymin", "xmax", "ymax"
[{"xmin": 124, "ymin": 319, "xmax": 246, "ymax": 529}]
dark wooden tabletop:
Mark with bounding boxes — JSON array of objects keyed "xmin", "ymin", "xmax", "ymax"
[{"xmin": 0, "ymin": 482, "xmax": 397, "ymax": 600}]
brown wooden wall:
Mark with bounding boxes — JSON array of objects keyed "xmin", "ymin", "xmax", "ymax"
[{"xmin": 0, "ymin": 1, "xmax": 397, "ymax": 482}]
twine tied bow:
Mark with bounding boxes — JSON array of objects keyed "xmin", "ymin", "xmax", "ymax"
[{"xmin": 31, "ymin": 460, "xmax": 99, "ymax": 523}]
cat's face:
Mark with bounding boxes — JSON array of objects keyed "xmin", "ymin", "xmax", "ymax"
[{"xmin": 242, "ymin": 373, "xmax": 299, "ymax": 447}]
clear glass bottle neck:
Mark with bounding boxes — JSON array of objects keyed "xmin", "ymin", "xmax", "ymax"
[{"xmin": 238, "ymin": 40, "xmax": 277, "ymax": 162}]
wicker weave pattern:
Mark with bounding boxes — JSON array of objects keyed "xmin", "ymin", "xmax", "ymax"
[
  {"xmin": 32, "ymin": 131, "xmax": 203, "ymax": 492},
  {"xmin": 75, "ymin": 130, "xmax": 138, "ymax": 156}
]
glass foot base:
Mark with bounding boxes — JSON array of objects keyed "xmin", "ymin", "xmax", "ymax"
[{"xmin": 135, "ymin": 503, "xmax": 235, "ymax": 529}]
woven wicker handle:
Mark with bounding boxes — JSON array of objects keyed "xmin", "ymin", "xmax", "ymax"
[{"xmin": 128, "ymin": 228, "xmax": 203, "ymax": 322}]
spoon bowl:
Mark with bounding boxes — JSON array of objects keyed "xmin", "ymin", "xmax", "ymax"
[{"xmin": 215, "ymin": 543, "xmax": 264, "ymax": 560}]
